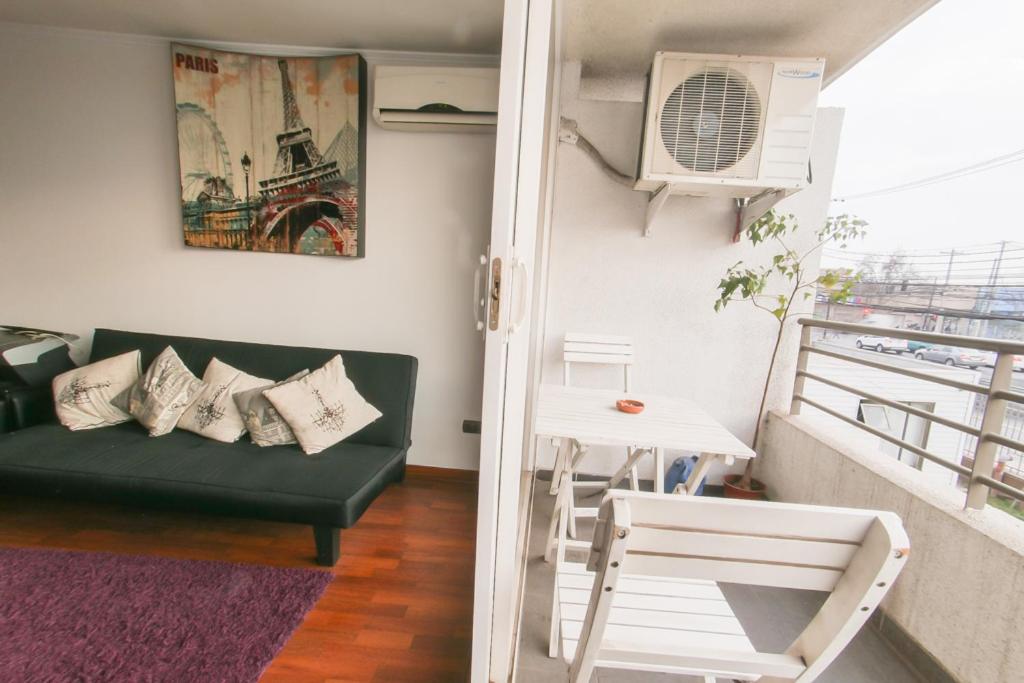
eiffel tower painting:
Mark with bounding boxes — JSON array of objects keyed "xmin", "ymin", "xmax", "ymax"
[
  {"xmin": 258, "ymin": 60, "xmax": 342, "ymax": 196},
  {"xmin": 172, "ymin": 45, "xmax": 367, "ymax": 257}
]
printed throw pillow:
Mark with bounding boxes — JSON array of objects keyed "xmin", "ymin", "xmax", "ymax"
[
  {"xmin": 177, "ymin": 358, "xmax": 270, "ymax": 443},
  {"xmin": 52, "ymin": 350, "xmax": 142, "ymax": 431},
  {"xmin": 128, "ymin": 346, "xmax": 204, "ymax": 437},
  {"xmin": 232, "ymin": 370, "xmax": 309, "ymax": 447},
  {"xmin": 262, "ymin": 355, "xmax": 382, "ymax": 455}
]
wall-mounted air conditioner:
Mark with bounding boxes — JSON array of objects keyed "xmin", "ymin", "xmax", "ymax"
[
  {"xmin": 635, "ymin": 52, "xmax": 824, "ymax": 199},
  {"xmin": 373, "ymin": 65, "xmax": 499, "ymax": 132}
]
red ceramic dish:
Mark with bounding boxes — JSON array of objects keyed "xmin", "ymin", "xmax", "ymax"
[{"xmin": 616, "ymin": 399, "xmax": 645, "ymax": 414}]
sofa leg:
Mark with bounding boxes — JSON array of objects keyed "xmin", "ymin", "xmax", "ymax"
[{"xmin": 313, "ymin": 526, "xmax": 340, "ymax": 566}]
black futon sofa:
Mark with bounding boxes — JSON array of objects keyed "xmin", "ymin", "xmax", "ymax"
[{"xmin": 0, "ymin": 329, "xmax": 418, "ymax": 566}]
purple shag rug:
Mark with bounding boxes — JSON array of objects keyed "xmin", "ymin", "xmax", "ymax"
[{"xmin": 0, "ymin": 546, "xmax": 333, "ymax": 682}]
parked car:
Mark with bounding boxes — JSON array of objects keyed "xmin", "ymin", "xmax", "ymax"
[
  {"xmin": 907, "ymin": 341, "xmax": 932, "ymax": 353},
  {"xmin": 855, "ymin": 335, "xmax": 909, "ymax": 354},
  {"xmin": 914, "ymin": 345, "xmax": 986, "ymax": 369},
  {"xmin": 1014, "ymin": 355, "xmax": 1024, "ymax": 372}
]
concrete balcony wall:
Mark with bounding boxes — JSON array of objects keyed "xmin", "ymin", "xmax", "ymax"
[{"xmin": 758, "ymin": 411, "xmax": 1024, "ymax": 683}]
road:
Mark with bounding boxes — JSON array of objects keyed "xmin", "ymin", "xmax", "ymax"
[{"xmin": 813, "ymin": 332, "xmax": 1024, "ymax": 393}]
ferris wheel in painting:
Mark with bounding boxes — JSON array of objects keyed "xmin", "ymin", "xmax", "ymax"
[{"xmin": 175, "ymin": 103, "xmax": 235, "ymax": 201}]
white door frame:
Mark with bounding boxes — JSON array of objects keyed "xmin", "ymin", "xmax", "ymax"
[
  {"xmin": 471, "ymin": 0, "xmax": 554, "ymax": 681},
  {"xmin": 470, "ymin": 0, "xmax": 528, "ymax": 681},
  {"xmin": 490, "ymin": 0, "xmax": 555, "ymax": 679}
]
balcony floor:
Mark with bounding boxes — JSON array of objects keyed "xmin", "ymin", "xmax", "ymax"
[{"xmin": 515, "ymin": 472, "xmax": 925, "ymax": 683}]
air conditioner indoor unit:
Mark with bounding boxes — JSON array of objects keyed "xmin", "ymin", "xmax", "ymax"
[
  {"xmin": 635, "ymin": 52, "xmax": 824, "ymax": 199},
  {"xmin": 373, "ymin": 65, "xmax": 499, "ymax": 132}
]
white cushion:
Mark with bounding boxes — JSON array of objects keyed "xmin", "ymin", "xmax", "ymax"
[
  {"xmin": 177, "ymin": 358, "xmax": 270, "ymax": 443},
  {"xmin": 127, "ymin": 346, "xmax": 204, "ymax": 437},
  {"xmin": 262, "ymin": 355, "xmax": 381, "ymax": 455},
  {"xmin": 52, "ymin": 350, "xmax": 141, "ymax": 430},
  {"xmin": 232, "ymin": 370, "xmax": 309, "ymax": 447}
]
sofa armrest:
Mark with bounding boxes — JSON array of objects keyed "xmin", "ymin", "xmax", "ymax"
[{"xmin": 4, "ymin": 385, "xmax": 56, "ymax": 430}]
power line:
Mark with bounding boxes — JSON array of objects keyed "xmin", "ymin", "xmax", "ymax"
[
  {"xmin": 822, "ymin": 244, "xmax": 1024, "ymax": 259},
  {"xmin": 846, "ymin": 282, "xmax": 1024, "ymax": 290},
  {"xmin": 821, "ymin": 254, "xmax": 1024, "ymax": 267},
  {"xmin": 832, "ymin": 148, "xmax": 1024, "ymax": 202},
  {"xmin": 854, "ymin": 290, "xmax": 1024, "ymax": 303},
  {"xmin": 821, "ymin": 262, "xmax": 1024, "ymax": 275},
  {"xmin": 821, "ymin": 299, "xmax": 1023, "ymax": 322},
  {"xmin": 819, "ymin": 249, "xmax": 1024, "ymax": 264}
]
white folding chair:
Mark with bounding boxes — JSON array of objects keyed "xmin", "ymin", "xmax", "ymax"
[
  {"xmin": 548, "ymin": 333, "xmax": 641, "ymax": 543},
  {"xmin": 551, "ymin": 491, "xmax": 910, "ymax": 683}
]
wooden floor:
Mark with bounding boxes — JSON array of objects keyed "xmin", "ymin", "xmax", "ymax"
[{"xmin": 0, "ymin": 466, "xmax": 478, "ymax": 683}]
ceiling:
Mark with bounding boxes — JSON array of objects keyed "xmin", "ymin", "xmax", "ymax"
[
  {"xmin": 0, "ymin": 0, "xmax": 936, "ymax": 79},
  {"xmin": 564, "ymin": 0, "xmax": 937, "ymax": 87},
  {"xmin": 0, "ymin": 0, "xmax": 504, "ymax": 54}
]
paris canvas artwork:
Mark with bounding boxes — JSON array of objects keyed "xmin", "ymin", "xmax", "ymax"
[{"xmin": 171, "ymin": 45, "xmax": 367, "ymax": 257}]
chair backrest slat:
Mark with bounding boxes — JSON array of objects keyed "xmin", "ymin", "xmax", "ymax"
[
  {"xmin": 625, "ymin": 525, "xmax": 860, "ymax": 589},
  {"xmin": 622, "ymin": 551, "xmax": 845, "ymax": 592},
  {"xmin": 563, "ymin": 350, "xmax": 635, "ymax": 365},
  {"xmin": 564, "ymin": 332, "xmax": 633, "ymax": 345},
  {"xmin": 616, "ymin": 494, "xmax": 875, "ymax": 544}
]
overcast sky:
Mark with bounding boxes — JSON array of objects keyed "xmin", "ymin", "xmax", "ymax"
[{"xmin": 818, "ymin": 0, "xmax": 1024, "ymax": 261}]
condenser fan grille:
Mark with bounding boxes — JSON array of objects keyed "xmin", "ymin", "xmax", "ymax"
[{"xmin": 659, "ymin": 66, "xmax": 762, "ymax": 175}]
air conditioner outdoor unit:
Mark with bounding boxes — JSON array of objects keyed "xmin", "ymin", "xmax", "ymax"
[
  {"xmin": 635, "ymin": 52, "xmax": 824, "ymax": 199},
  {"xmin": 373, "ymin": 65, "xmax": 499, "ymax": 132}
]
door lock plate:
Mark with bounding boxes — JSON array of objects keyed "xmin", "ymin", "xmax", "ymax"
[{"xmin": 488, "ymin": 257, "xmax": 502, "ymax": 331}]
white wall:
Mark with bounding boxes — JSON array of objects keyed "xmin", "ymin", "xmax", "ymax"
[
  {"xmin": 536, "ymin": 61, "xmax": 844, "ymax": 482},
  {"xmin": 0, "ymin": 23, "xmax": 496, "ymax": 470},
  {"xmin": 759, "ymin": 412, "xmax": 1024, "ymax": 683}
]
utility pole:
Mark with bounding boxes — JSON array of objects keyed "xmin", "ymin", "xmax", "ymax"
[
  {"xmin": 934, "ymin": 249, "xmax": 955, "ymax": 333},
  {"xmin": 980, "ymin": 241, "xmax": 1007, "ymax": 338},
  {"xmin": 926, "ymin": 276, "xmax": 937, "ymax": 331},
  {"xmin": 988, "ymin": 241, "xmax": 1007, "ymax": 287}
]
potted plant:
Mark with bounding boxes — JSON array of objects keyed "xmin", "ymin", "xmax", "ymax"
[{"xmin": 714, "ymin": 210, "xmax": 867, "ymax": 499}]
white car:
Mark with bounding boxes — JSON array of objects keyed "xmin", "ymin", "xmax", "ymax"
[
  {"xmin": 855, "ymin": 334, "xmax": 909, "ymax": 354},
  {"xmin": 1015, "ymin": 355, "xmax": 1024, "ymax": 372}
]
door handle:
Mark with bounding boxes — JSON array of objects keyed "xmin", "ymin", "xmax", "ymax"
[
  {"xmin": 487, "ymin": 257, "xmax": 502, "ymax": 332},
  {"xmin": 508, "ymin": 258, "xmax": 529, "ymax": 335},
  {"xmin": 473, "ymin": 254, "xmax": 487, "ymax": 333}
]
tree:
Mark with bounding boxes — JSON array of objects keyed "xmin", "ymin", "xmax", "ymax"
[
  {"xmin": 714, "ymin": 210, "xmax": 868, "ymax": 491},
  {"xmin": 859, "ymin": 251, "xmax": 917, "ymax": 291}
]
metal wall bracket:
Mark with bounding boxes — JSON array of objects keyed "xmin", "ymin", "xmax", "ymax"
[
  {"xmin": 733, "ymin": 188, "xmax": 790, "ymax": 242},
  {"xmin": 644, "ymin": 184, "xmax": 672, "ymax": 237},
  {"xmin": 646, "ymin": 183, "xmax": 797, "ymax": 241}
]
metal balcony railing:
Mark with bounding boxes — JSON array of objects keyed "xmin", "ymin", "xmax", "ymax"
[{"xmin": 791, "ymin": 318, "xmax": 1024, "ymax": 510}]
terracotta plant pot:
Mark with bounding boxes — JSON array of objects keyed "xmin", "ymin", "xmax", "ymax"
[{"xmin": 723, "ymin": 474, "xmax": 767, "ymax": 501}]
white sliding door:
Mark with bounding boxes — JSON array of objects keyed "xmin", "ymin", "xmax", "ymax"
[{"xmin": 471, "ymin": 0, "xmax": 554, "ymax": 681}]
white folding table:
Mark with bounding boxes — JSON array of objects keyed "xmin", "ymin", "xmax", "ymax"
[
  {"xmin": 534, "ymin": 385, "xmax": 756, "ymax": 496},
  {"xmin": 535, "ymin": 385, "xmax": 756, "ymax": 562}
]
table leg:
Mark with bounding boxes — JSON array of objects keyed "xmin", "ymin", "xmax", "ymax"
[
  {"xmin": 567, "ymin": 481, "xmax": 577, "ymax": 539},
  {"xmin": 655, "ymin": 447, "xmax": 665, "ymax": 494},
  {"xmin": 545, "ymin": 469, "xmax": 570, "ymax": 563},
  {"xmin": 570, "ymin": 440, "xmax": 589, "ymax": 468},
  {"xmin": 682, "ymin": 453, "xmax": 715, "ymax": 496},
  {"xmin": 608, "ymin": 447, "xmax": 650, "ymax": 489},
  {"xmin": 549, "ymin": 438, "xmax": 568, "ymax": 495}
]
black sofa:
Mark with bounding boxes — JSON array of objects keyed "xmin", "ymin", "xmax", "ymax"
[{"xmin": 0, "ymin": 329, "xmax": 418, "ymax": 566}]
